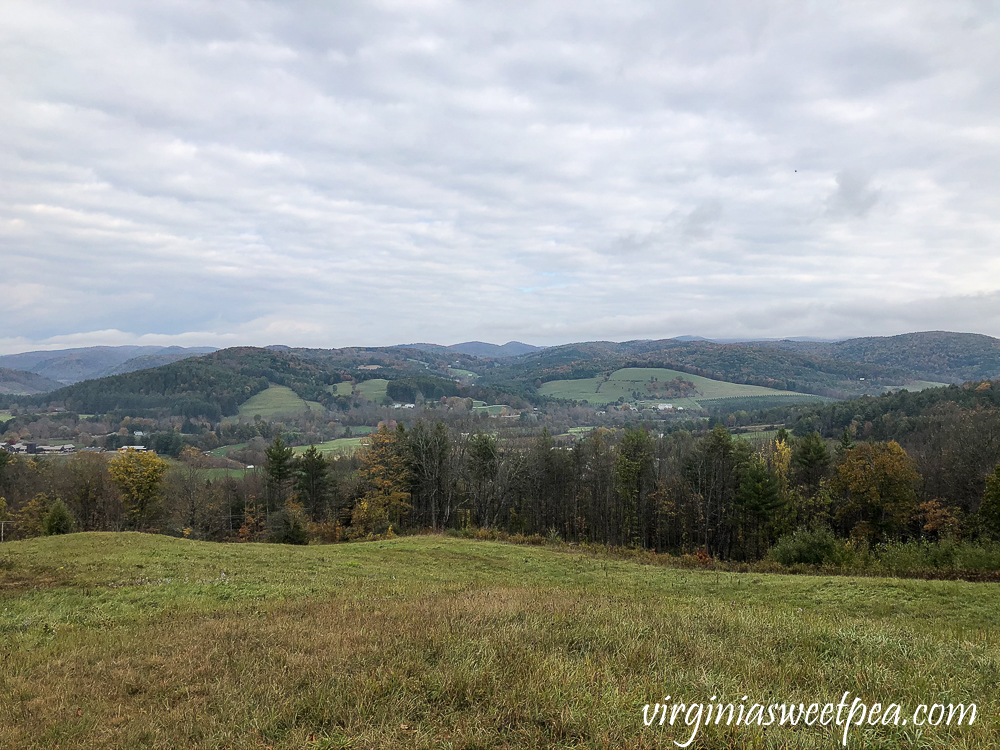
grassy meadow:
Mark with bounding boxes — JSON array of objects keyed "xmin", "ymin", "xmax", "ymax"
[
  {"xmin": 293, "ymin": 435, "xmax": 370, "ymax": 457},
  {"xmin": 1, "ymin": 533, "xmax": 998, "ymax": 749},
  {"xmin": 207, "ymin": 442, "xmax": 248, "ymax": 458},
  {"xmin": 356, "ymin": 379, "xmax": 389, "ymax": 402},
  {"xmin": 237, "ymin": 385, "xmax": 325, "ymax": 419},
  {"xmin": 328, "ymin": 379, "xmax": 389, "ymax": 402},
  {"xmin": 538, "ymin": 367, "xmax": 828, "ymax": 409},
  {"xmin": 163, "ymin": 457, "xmax": 251, "ymax": 481},
  {"xmin": 473, "ymin": 404, "xmax": 508, "ymax": 416},
  {"xmin": 884, "ymin": 381, "xmax": 950, "ymax": 392}
]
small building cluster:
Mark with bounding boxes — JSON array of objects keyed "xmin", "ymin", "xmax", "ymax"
[{"xmin": 2, "ymin": 442, "xmax": 77, "ymax": 455}]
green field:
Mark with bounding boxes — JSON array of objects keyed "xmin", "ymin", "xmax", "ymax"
[
  {"xmin": 237, "ymin": 384, "xmax": 325, "ymax": 419},
  {"xmin": 0, "ymin": 533, "xmax": 996, "ymax": 749},
  {"xmin": 886, "ymin": 380, "xmax": 950, "ymax": 392},
  {"xmin": 329, "ymin": 380, "xmax": 389, "ymax": 401},
  {"xmin": 207, "ymin": 443, "xmax": 248, "ymax": 458},
  {"xmin": 293, "ymin": 432, "xmax": 373, "ymax": 457},
  {"xmin": 209, "ymin": 430, "xmax": 374, "ymax": 460},
  {"xmin": 737, "ymin": 428, "xmax": 782, "ymax": 442},
  {"xmin": 448, "ymin": 368, "xmax": 479, "ymax": 382},
  {"xmin": 539, "ymin": 367, "xmax": 826, "ymax": 408},
  {"xmin": 164, "ymin": 458, "xmax": 250, "ymax": 480},
  {"xmin": 356, "ymin": 378, "xmax": 389, "ymax": 402},
  {"xmin": 0, "ymin": 410, "xmax": 13, "ymax": 423},
  {"xmin": 330, "ymin": 381, "xmax": 355, "ymax": 397},
  {"xmin": 473, "ymin": 404, "xmax": 508, "ymax": 416}
]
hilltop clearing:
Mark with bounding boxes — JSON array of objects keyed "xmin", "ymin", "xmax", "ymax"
[
  {"xmin": 538, "ymin": 366, "xmax": 832, "ymax": 409},
  {"xmin": 0, "ymin": 533, "xmax": 996, "ymax": 749}
]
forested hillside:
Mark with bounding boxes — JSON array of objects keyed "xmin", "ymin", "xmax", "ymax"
[
  {"xmin": 483, "ymin": 339, "xmax": 909, "ymax": 399},
  {"xmin": 3, "ymin": 346, "xmax": 467, "ymax": 419},
  {"xmin": 0, "ymin": 345, "xmax": 215, "ymax": 384},
  {"xmin": 9, "ymin": 348, "xmax": 336, "ymax": 419},
  {"xmin": 0, "ymin": 368, "xmax": 64, "ymax": 396},
  {"xmin": 5, "ymin": 379, "xmax": 1000, "ymax": 572},
  {"xmin": 757, "ymin": 331, "xmax": 1000, "ymax": 384},
  {"xmin": 6, "ymin": 331, "xmax": 1000, "ymax": 422}
]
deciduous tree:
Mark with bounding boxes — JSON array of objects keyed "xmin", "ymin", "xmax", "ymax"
[
  {"xmin": 108, "ymin": 449, "xmax": 168, "ymax": 528},
  {"xmin": 352, "ymin": 426, "xmax": 409, "ymax": 536},
  {"xmin": 835, "ymin": 441, "xmax": 921, "ymax": 542}
]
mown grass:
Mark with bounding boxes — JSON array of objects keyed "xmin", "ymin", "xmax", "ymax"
[
  {"xmin": 293, "ymin": 436, "xmax": 368, "ymax": 457},
  {"xmin": 0, "ymin": 410, "xmax": 14, "ymax": 423},
  {"xmin": 884, "ymin": 381, "xmax": 950, "ymax": 393},
  {"xmin": 329, "ymin": 380, "xmax": 394, "ymax": 400},
  {"xmin": 1, "ymin": 534, "xmax": 998, "ymax": 749},
  {"xmin": 538, "ymin": 367, "xmax": 820, "ymax": 408},
  {"xmin": 207, "ymin": 442, "xmax": 248, "ymax": 458},
  {"xmin": 331, "ymin": 382, "xmax": 354, "ymax": 397},
  {"xmin": 472, "ymin": 404, "xmax": 508, "ymax": 416},
  {"xmin": 238, "ymin": 385, "xmax": 325, "ymax": 419},
  {"xmin": 356, "ymin": 379, "xmax": 389, "ymax": 402}
]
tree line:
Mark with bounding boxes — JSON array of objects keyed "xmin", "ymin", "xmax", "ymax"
[{"xmin": 5, "ymin": 416, "xmax": 1000, "ymax": 565}]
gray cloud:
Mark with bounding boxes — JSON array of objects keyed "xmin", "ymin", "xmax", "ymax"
[
  {"xmin": 1, "ymin": 0, "xmax": 999, "ymax": 354},
  {"xmin": 827, "ymin": 170, "xmax": 880, "ymax": 217},
  {"xmin": 682, "ymin": 201, "xmax": 724, "ymax": 238}
]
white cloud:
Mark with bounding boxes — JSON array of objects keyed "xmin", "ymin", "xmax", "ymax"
[{"xmin": 2, "ymin": 0, "xmax": 999, "ymax": 353}]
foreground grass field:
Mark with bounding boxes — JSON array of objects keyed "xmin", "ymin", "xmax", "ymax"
[
  {"xmin": 538, "ymin": 367, "xmax": 827, "ymax": 408},
  {"xmin": 1, "ymin": 534, "xmax": 998, "ymax": 749}
]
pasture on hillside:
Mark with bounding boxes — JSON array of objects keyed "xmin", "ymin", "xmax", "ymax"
[
  {"xmin": 293, "ymin": 431, "xmax": 374, "ymax": 457},
  {"xmin": 330, "ymin": 381, "xmax": 354, "ymax": 397},
  {"xmin": 328, "ymin": 380, "xmax": 389, "ymax": 401},
  {"xmin": 207, "ymin": 442, "xmax": 248, "ymax": 458},
  {"xmin": 356, "ymin": 378, "xmax": 389, "ymax": 402},
  {"xmin": 538, "ymin": 367, "xmax": 832, "ymax": 409},
  {"xmin": 473, "ymin": 404, "xmax": 508, "ymax": 416},
  {"xmin": 884, "ymin": 380, "xmax": 950, "ymax": 392},
  {"xmin": 1, "ymin": 533, "xmax": 997, "ymax": 749},
  {"xmin": 163, "ymin": 458, "xmax": 250, "ymax": 481},
  {"xmin": 237, "ymin": 384, "xmax": 325, "ymax": 419}
]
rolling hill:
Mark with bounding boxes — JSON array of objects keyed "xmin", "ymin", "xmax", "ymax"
[
  {"xmin": 6, "ymin": 347, "xmax": 334, "ymax": 419},
  {"xmin": 755, "ymin": 331, "xmax": 1000, "ymax": 384},
  {"xmin": 0, "ymin": 345, "xmax": 216, "ymax": 384},
  {"xmin": 537, "ymin": 367, "xmax": 831, "ymax": 409},
  {"xmin": 484, "ymin": 332, "xmax": 1000, "ymax": 400},
  {"xmin": 5, "ymin": 332, "xmax": 1000, "ymax": 420},
  {"xmin": 403, "ymin": 340, "xmax": 543, "ymax": 358},
  {"xmin": 0, "ymin": 367, "xmax": 64, "ymax": 395}
]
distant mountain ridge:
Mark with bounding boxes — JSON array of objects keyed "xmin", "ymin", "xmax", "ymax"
[
  {"xmin": 752, "ymin": 331, "xmax": 1000, "ymax": 384},
  {"xmin": 0, "ymin": 368, "xmax": 65, "ymax": 396},
  {"xmin": 0, "ymin": 346, "xmax": 217, "ymax": 385},
  {"xmin": 401, "ymin": 341, "xmax": 543, "ymax": 358},
  {"xmin": 4, "ymin": 331, "xmax": 1000, "ymax": 416},
  {"xmin": 479, "ymin": 331, "xmax": 1000, "ymax": 400}
]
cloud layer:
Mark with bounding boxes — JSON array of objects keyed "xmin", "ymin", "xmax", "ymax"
[{"xmin": 2, "ymin": 0, "xmax": 999, "ymax": 353}]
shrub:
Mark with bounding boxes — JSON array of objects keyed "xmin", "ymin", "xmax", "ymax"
[
  {"xmin": 769, "ymin": 526, "xmax": 840, "ymax": 566},
  {"xmin": 268, "ymin": 505, "xmax": 308, "ymax": 545},
  {"xmin": 42, "ymin": 498, "xmax": 76, "ymax": 536}
]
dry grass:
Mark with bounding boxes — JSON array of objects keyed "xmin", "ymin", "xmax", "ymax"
[{"xmin": 1, "ymin": 534, "xmax": 998, "ymax": 748}]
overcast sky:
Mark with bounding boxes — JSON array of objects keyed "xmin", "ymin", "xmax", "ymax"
[{"xmin": 2, "ymin": 1, "xmax": 999, "ymax": 354}]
